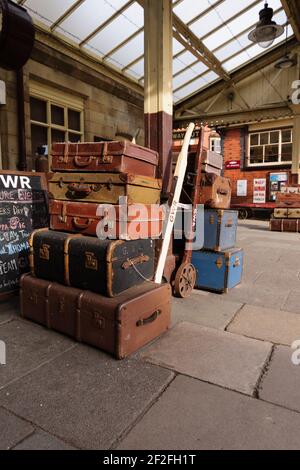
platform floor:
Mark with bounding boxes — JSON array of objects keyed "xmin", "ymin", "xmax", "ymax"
[{"xmin": 1, "ymin": 219, "xmax": 300, "ymax": 450}]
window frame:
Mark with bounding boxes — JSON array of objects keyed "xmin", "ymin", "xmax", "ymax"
[
  {"xmin": 29, "ymin": 81, "xmax": 85, "ymax": 157},
  {"xmin": 210, "ymin": 136, "xmax": 221, "ymax": 154},
  {"xmin": 247, "ymin": 128, "xmax": 293, "ymax": 167}
]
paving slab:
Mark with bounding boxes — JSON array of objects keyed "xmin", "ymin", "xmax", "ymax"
[
  {"xmin": 13, "ymin": 430, "xmax": 77, "ymax": 450},
  {"xmin": 0, "ymin": 407, "xmax": 34, "ymax": 450},
  {"xmin": 0, "ymin": 298, "xmax": 20, "ymax": 325},
  {"xmin": 254, "ymin": 270, "xmax": 300, "ymax": 290},
  {"xmin": 0, "ymin": 320, "xmax": 75, "ymax": 390},
  {"xmin": 228, "ymin": 304, "xmax": 300, "ymax": 346},
  {"xmin": 282, "ymin": 290, "xmax": 300, "ymax": 314},
  {"xmin": 259, "ymin": 345, "xmax": 300, "ymax": 412},
  {"xmin": 140, "ymin": 322, "xmax": 272, "ymax": 396},
  {"xmin": 172, "ymin": 294, "xmax": 242, "ymax": 330},
  {"xmin": 118, "ymin": 375, "xmax": 300, "ymax": 450},
  {"xmin": 0, "ymin": 345, "xmax": 174, "ymax": 450},
  {"xmin": 224, "ymin": 283, "xmax": 290, "ymax": 309}
]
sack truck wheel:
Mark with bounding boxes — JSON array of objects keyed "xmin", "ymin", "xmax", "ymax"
[
  {"xmin": 239, "ymin": 208, "xmax": 249, "ymax": 220},
  {"xmin": 174, "ymin": 263, "xmax": 196, "ymax": 298}
]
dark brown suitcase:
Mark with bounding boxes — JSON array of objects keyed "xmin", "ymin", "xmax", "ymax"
[
  {"xmin": 20, "ymin": 274, "xmax": 171, "ymax": 359},
  {"xmin": 30, "ymin": 229, "xmax": 155, "ymax": 297},
  {"xmin": 199, "ymin": 173, "xmax": 231, "ymax": 209},
  {"xmin": 51, "ymin": 141, "xmax": 159, "ymax": 178},
  {"xmin": 270, "ymin": 218, "xmax": 300, "ymax": 232},
  {"xmin": 48, "ymin": 172, "xmax": 162, "ymax": 205},
  {"xmin": 49, "ymin": 199, "xmax": 165, "ymax": 240}
]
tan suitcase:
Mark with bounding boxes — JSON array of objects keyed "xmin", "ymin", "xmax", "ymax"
[
  {"xmin": 48, "ymin": 172, "xmax": 162, "ymax": 205},
  {"xmin": 288, "ymin": 208, "xmax": 300, "ymax": 219},
  {"xmin": 274, "ymin": 208, "xmax": 289, "ymax": 218}
]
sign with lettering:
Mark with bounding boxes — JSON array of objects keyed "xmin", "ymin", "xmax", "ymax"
[
  {"xmin": 0, "ymin": 171, "xmax": 48, "ymax": 299},
  {"xmin": 225, "ymin": 160, "xmax": 240, "ymax": 170},
  {"xmin": 253, "ymin": 178, "xmax": 266, "ymax": 204}
]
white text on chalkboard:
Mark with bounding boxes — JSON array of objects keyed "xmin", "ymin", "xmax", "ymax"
[{"xmin": 0, "ymin": 175, "xmax": 31, "ymax": 189}]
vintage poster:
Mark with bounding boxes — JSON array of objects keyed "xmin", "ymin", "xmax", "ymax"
[
  {"xmin": 253, "ymin": 178, "xmax": 266, "ymax": 204},
  {"xmin": 237, "ymin": 180, "xmax": 247, "ymax": 197}
]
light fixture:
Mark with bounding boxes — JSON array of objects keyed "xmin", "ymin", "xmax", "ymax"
[
  {"xmin": 0, "ymin": 0, "xmax": 35, "ymax": 70},
  {"xmin": 248, "ymin": 2, "xmax": 284, "ymax": 49},
  {"xmin": 275, "ymin": 20, "xmax": 296, "ymax": 69}
]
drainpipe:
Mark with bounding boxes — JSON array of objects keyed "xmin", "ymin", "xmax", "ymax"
[{"xmin": 16, "ymin": 68, "xmax": 27, "ymax": 171}]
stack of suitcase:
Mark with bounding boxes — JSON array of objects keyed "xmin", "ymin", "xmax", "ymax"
[
  {"xmin": 271, "ymin": 191, "xmax": 300, "ymax": 233},
  {"xmin": 192, "ymin": 176, "xmax": 244, "ymax": 293},
  {"xmin": 21, "ymin": 141, "xmax": 171, "ymax": 359}
]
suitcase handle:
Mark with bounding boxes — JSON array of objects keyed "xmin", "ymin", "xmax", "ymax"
[
  {"xmin": 122, "ymin": 255, "xmax": 150, "ymax": 270},
  {"xmin": 72, "ymin": 217, "xmax": 93, "ymax": 230},
  {"xmin": 136, "ymin": 310, "xmax": 161, "ymax": 327},
  {"xmin": 217, "ymin": 189, "xmax": 229, "ymax": 196},
  {"xmin": 74, "ymin": 156, "xmax": 94, "ymax": 167},
  {"xmin": 67, "ymin": 182, "xmax": 101, "ymax": 195}
]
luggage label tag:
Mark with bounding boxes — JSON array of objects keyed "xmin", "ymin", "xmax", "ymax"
[
  {"xmin": 39, "ymin": 244, "xmax": 51, "ymax": 261},
  {"xmin": 85, "ymin": 252, "xmax": 98, "ymax": 271}
]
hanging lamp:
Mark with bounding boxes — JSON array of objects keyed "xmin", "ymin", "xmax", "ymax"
[
  {"xmin": 275, "ymin": 20, "xmax": 296, "ymax": 69},
  {"xmin": 248, "ymin": 2, "xmax": 284, "ymax": 49}
]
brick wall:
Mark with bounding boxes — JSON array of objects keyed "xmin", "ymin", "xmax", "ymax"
[{"xmin": 223, "ymin": 127, "xmax": 291, "ymax": 205}]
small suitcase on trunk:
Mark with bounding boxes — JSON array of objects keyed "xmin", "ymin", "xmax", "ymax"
[
  {"xmin": 201, "ymin": 163, "xmax": 221, "ymax": 176},
  {"xmin": 270, "ymin": 218, "xmax": 300, "ymax": 232},
  {"xmin": 202, "ymin": 150, "xmax": 223, "ymax": 170},
  {"xmin": 192, "ymin": 248, "xmax": 243, "ymax": 293},
  {"xmin": 203, "ymin": 209, "xmax": 238, "ymax": 251},
  {"xmin": 20, "ymin": 274, "xmax": 171, "ymax": 359},
  {"xmin": 274, "ymin": 208, "xmax": 288, "ymax": 218},
  {"xmin": 30, "ymin": 230, "xmax": 155, "ymax": 297},
  {"xmin": 51, "ymin": 141, "xmax": 159, "ymax": 178},
  {"xmin": 199, "ymin": 174, "xmax": 231, "ymax": 209},
  {"xmin": 49, "ymin": 199, "xmax": 165, "ymax": 240},
  {"xmin": 48, "ymin": 172, "xmax": 162, "ymax": 205}
]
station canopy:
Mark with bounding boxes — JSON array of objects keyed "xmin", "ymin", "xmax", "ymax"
[{"xmin": 15, "ymin": 0, "xmax": 294, "ymax": 103}]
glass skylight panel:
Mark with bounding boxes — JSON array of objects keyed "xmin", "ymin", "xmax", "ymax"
[
  {"xmin": 57, "ymin": 0, "xmax": 128, "ymax": 42},
  {"xmin": 87, "ymin": 3, "xmax": 143, "ymax": 57},
  {"xmin": 189, "ymin": 9, "xmax": 223, "ymax": 38},
  {"xmin": 23, "ymin": 0, "xmax": 76, "ymax": 26},
  {"xmin": 173, "ymin": 0, "xmax": 220, "ymax": 25},
  {"xmin": 108, "ymin": 31, "xmax": 144, "ymax": 66},
  {"xmin": 223, "ymin": 50, "xmax": 251, "ymax": 72},
  {"xmin": 173, "ymin": 38, "xmax": 185, "ymax": 56},
  {"xmin": 173, "ymin": 68, "xmax": 204, "ymax": 90},
  {"xmin": 126, "ymin": 58, "xmax": 144, "ymax": 78}
]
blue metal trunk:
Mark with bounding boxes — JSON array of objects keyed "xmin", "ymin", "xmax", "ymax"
[
  {"xmin": 203, "ymin": 210, "xmax": 238, "ymax": 251},
  {"xmin": 192, "ymin": 248, "xmax": 244, "ymax": 293}
]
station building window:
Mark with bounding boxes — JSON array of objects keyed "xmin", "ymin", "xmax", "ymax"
[
  {"xmin": 210, "ymin": 136, "xmax": 221, "ymax": 154},
  {"xmin": 29, "ymin": 81, "xmax": 84, "ymax": 157},
  {"xmin": 248, "ymin": 128, "xmax": 292, "ymax": 166}
]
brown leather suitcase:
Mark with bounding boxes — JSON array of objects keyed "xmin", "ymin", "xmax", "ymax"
[
  {"xmin": 49, "ymin": 199, "xmax": 165, "ymax": 240},
  {"xmin": 30, "ymin": 229, "xmax": 155, "ymax": 297},
  {"xmin": 48, "ymin": 172, "xmax": 162, "ymax": 205},
  {"xmin": 199, "ymin": 173, "xmax": 231, "ymax": 209},
  {"xmin": 20, "ymin": 274, "xmax": 171, "ymax": 359},
  {"xmin": 51, "ymin": 141, "xmax": 159, "ymax": 178},
  {"xmin": 276, "ymin": 193, "xmax": 300, "ymax": 208},
  {"xmin": 270, "ymin": 218, "xmax": 300, "ymax": 232}
]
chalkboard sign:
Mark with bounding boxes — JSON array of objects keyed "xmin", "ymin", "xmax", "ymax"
[{"xmin": 0, "ymin": 171, "xmax": 48, "ymax": 300}]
